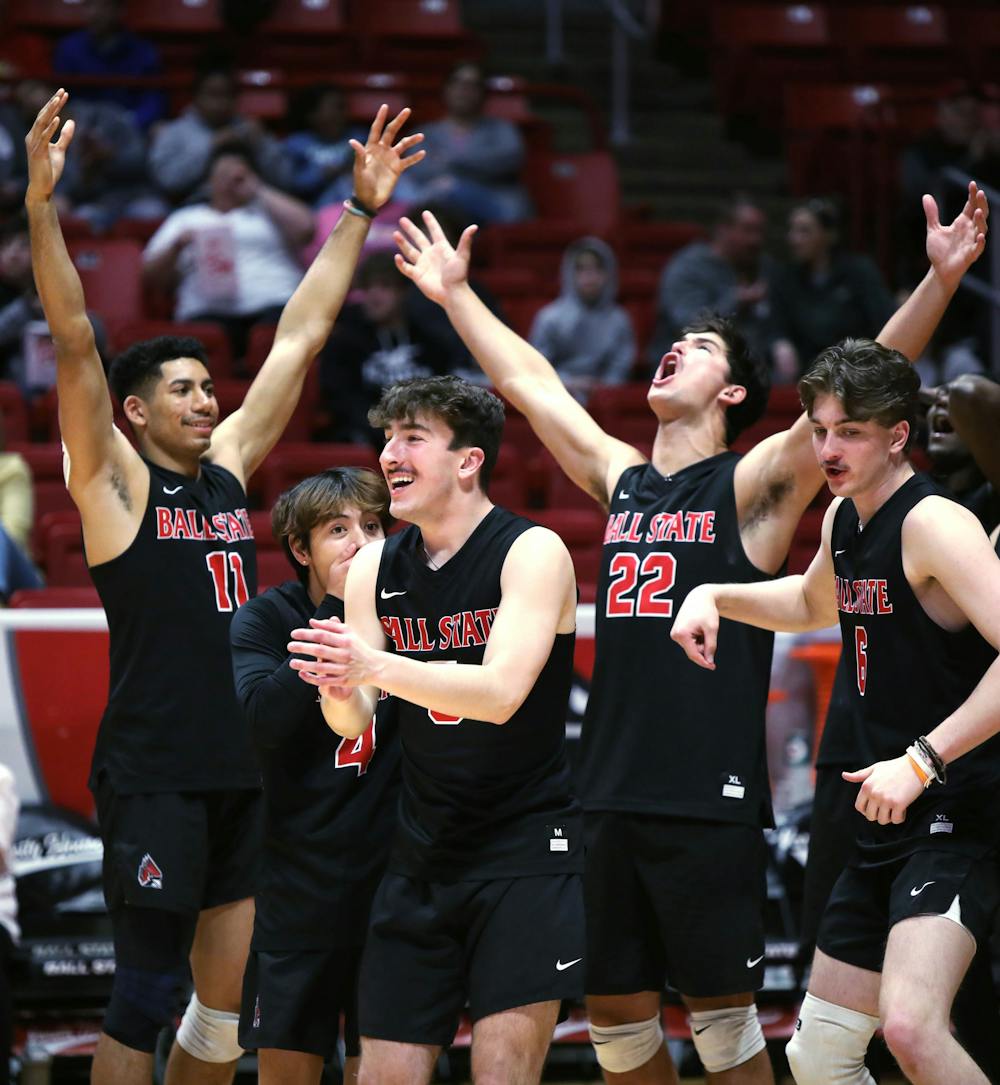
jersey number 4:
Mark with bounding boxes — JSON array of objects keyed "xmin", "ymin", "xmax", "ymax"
[
  {"xmin": 206, "ymin": 550, "xmax": 250, "ymax": 612},
  {"xmin": 335, "ymin": 717, "xmax": 377, "ymax": 776},
  {"xmin": 854, "ymin": 626, "xmax": 868, "ymax": 697},
  {"xmin": 606, "ymin": 553, "xmax": 678, "ymax": 618}
]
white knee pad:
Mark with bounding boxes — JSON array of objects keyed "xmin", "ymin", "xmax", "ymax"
[
  {"xmin": 588, "ymin": 1014, "xmax": 663, "ymax": 1074},
  {"xmin": 174, "ymin": 993, "xmax": 243, "ymax": 1064},
  {"xmin": 785, "ymin": 993, "xmax": 878, "ymax": 1085},
  {"xmin": 689, "ymin": 1003, "xmax": 766, "ymax": 1074}
]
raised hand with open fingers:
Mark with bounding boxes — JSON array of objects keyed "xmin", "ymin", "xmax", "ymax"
[
  {"xmin": 24, "ymin": 88, "xmax": 76, "ymax": 203},
  {"xmin": 351, "ymin": 104, "xmax": 426, "ymax": 212},
  {"xmin": 393, "ymin": 211, "xmax": 478, "ymax": 306},
  {"xmin": 923, "ymin": 180, "xmax": 989, "ymax": 290}
]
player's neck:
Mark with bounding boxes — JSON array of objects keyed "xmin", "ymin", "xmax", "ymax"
[
  {"xmin": 649, "ymin": 414, "xmax": 727, "ymax": 477},
  {"xmin": 140, "ymin": 440, "xmax": 203, "ymax": 479},
  {"xmin": 416, "ymin": 493, "xmax": 494, "ymax": 570},
  {"xmin": 853, "ymin": 460, "xmax": 915, "ymax": 527}
]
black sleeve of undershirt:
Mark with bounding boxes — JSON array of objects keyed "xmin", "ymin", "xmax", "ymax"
[{"xmin": 230, "ymin": 594, "xmax": 341, "ymax": 749}]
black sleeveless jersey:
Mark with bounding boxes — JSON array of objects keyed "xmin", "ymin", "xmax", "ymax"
[
  {"xmin": 578, "ymin": 454, "xmax": 776, "ymax": 827},
  {"xmin": 89, "ymin": 458, "xmax": 259, "ymax": 794},
  {"xmin": 817, "ymin": 478, "xmax": 1000, "ymax": 771},
  {"xmin": 831, "ymin": 473, "xmax": 1000, "ymax": 861},
  {"xmin": 375, "ymin": 506, "xmax": 581, "ymax": 881},
  {"xmin": 230, "ymin": 584, "xmax": 400, "ymax": 950}
]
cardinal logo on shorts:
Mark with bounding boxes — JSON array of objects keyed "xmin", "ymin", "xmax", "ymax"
[{"xmin": 137, "ymin": 853, "xmax": 163, "ymax": 889}]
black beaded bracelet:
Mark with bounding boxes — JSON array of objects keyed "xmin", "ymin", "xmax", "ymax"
[
  {"xmin": 347, "ymin": 193, "xmax": 377, "ymax": 219},
  {"xmin": 916, "ymin": 735, "xmax": 947, "ymax": 786}
]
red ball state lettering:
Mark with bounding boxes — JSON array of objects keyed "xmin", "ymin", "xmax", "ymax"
[{"xmin": 335, "ymin": 717, "xmax": 377, "ymax": 775}]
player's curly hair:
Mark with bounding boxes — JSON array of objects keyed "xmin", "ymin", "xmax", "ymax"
[
  {"xmin": 681, "ymin": 314, "xmax": 770, "ymax": 443},
  {"xmin": 271, "ymin": 468, "xmax": 392, "ymax": 587},
  {"xmin": 108, "ymin": 336, "xmax": 209, "ymax": 405},
  {"xmin": 799, "ymin": 338, "xmax": 920, "ymax": 449},
  {"xmin": 368, "ymin": 376, "xmax": 505, "ymax": 492}
]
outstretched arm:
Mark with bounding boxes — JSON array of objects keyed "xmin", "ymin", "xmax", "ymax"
[
  {"xmin": 395, "ymin": 212, "xmax": 644, "ymax": 509},
  {"xmin": 24, "ymin": 89, "xmax": 141, "ymax": 505},
  {"xmin": 210, "ymin": 105, "xmax": 425, "ymax": 483}
]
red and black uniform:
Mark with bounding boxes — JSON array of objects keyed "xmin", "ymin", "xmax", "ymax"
[
  {"xmin": 581, "ymin": 454, "xmax": 776, "ymax": 997},
  {"xmin": 359, "ymin": 506, "xmax": 584, "ymax": 1045}
]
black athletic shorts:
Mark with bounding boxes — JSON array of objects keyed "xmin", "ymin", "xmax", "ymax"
[
  {"xmin": 94, "ymin": 778, "xmax": 262, "ymax": 916},
  {"xmin": 239, "ymin": 946, "xmax": 362, "ymax": 1058},
  {"xmin": 359, "ymin": 872, "xmax": 584, "ymax": 1046},
  {"xmin": 584, "ymin": 812, "xmax": 768, "ymax": 998},
  {"xmin": 817, "ymin": 848, "xmax": 1000, "ymax": 974},
  {"xmin": 800, "ymin": 766, "xmax": 864, "ymax": 960}
]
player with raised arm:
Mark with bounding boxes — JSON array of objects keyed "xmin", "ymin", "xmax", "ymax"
[
  {"xmin": 391, "ymin": 189, "xmax": 987, "ymax": 1085},
  {"xmin": 671, "ymin": 343, "xmax": 1000, "ymax": 1085},
  {"xmin": 288, "ymin": 376, "xmax": 584, "ymax": 1085},
  {"xmin": 23, "ymin": 89, "xmax": 422, "ymax": 1085}
]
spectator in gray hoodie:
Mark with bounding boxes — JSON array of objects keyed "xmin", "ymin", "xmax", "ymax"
[{"xmin": 529, "ymin": 237, "xmax": 635, "ymax": 402}]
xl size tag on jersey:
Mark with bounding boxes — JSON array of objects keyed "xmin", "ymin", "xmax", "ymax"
[
  {"xmin": 547, "ymin": 825, "xmax": 569, "ymax": 852},
  {"xmin": 722, "ymin": 773, "xmax": 746, "ymax": 799}
]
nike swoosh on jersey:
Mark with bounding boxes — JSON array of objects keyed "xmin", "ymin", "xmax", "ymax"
[
  {"xmin": 555, "ymin": 958, "xmax": 582, "ymax": 971},
  {"xmin": 746, "ymin": 954, "xmax": 765, "ymax": 968},
  {"xmin": 163, "ymin": 485, "xmax": 183, "ymax": 494},
  {"xmin": 834, "ymin": 549, "xmax": 846, "ymax": 556},
  {"xmin": 618, "ymin": 490, "xmax": 630, "ymax": 499},
  {"xmin": 380, "ymin": 589, "xmax": 407, "ymax": 599},
  {"xmin": 910, "ymin": 881, "xmax": 935, "ymax": 897}
]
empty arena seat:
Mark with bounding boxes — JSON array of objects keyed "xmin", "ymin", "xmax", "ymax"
[
  {"xmin": 8, "ymin": 0, "xmax": 89, "ymax": 29},
  {"xmin": 10, "ymin": 444, "xmax": 74, "ymax": 525},
  {"xmin": 257, "ymin": 443, "xmax": 381, "ymax": 507},
  {"xmin": 127, "ymin": 0, "xmax": 223, "ymax": 33},
  {"xmin": 618, "ymin": 221, "xmax": 705, "ymax": 272},
  {"xmin": 43, "ymin": 521, "xmax": 89, "ymax": 586},
  {"xmin": 526, "ymin": 152, "xmax": 622, "ymax": 236},
  {"xmin": 257, "ymin": 549, "xmax": 294, "ymax": 589},
  {"xmin": 109, "ymin": 321, "xmax": 235, "ymax": 379},
  {"xmin": 8, "ymin": 586, "xmax": 100, "ymax": 608},
  {"xmin": 67, "ymin": 240, "xmax": 144, "ymax": 327},
  {"xmin": 354, "ymin": 0, "xmax": 476, "ymax": 68},
  {"xmin": 0, "ymin": 383, "xmax": 29, "ymax": 444},
  {"xmin": 259, "ymin": 0, "xmax": 346, "ymax": 34},
  {"xmin": 530, "ymin": 507, "xmax": 605, "ymax": 590}
]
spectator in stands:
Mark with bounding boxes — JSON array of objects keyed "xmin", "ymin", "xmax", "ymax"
[
  {"xmin": 649, "ymin": 194, "xmax": 773, "ymax": 364},
  {"xmin": 410, "ymin": 62, "xmax": 530, "ymax": 226},
  {"xmin": 529, "ymin": 236, "xmax": 635, "ymax": 401},
  {"xmin": 0, "ymin": 214, "xmax": 107, "ymax": 392},
  {"xmin": 319, "ymin": 251, "xmax": 454, "ymax": 442},
  {"xmin": 0, "ymin": 418, "xmax": 41, "ymax": 603},
  {"xmin": 53, "ymin": 0, "xmax": 166, "ymax": 131},
  {"xmin": 769, "ymin": 198, "xmax": 894, "ymax": 381},
  {"xmin": 143, "ymin": 143, "xmax": 312, "ymax": 360},
  {"xmin": 284, "ymin": 85, "xmax": 402, "ymax": 209},
  {"xmin": 149, "ymin": 63, "xmax": 292, "ymax": 204},
  {"xmin": 0, "ymin": 77, "xmax": 165, "ymax": 229}
]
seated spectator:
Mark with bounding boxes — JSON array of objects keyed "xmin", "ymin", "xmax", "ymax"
[
  {"xmin": 149, "ymin": 62, "xmax": 292, "ymax": 205},
  {"xmin": 320, "ymin": 252, "xmax": 454, "ymax": 442},
  {"xmin": 529, "ymin": 237, "xmax": 635, "ymax": 401},
  {"xmin": 410, "ymin": 62, "xmax": 530, "ymax": 226},
  {"xmin": 0, "ymin": 78, "xmax": 165, "ymax": 229},
  {"xmin": 649, "ymin": 195, "xmax": 772, "ymax": 364},
  {"xmin": 53, "ymin": 0, "xmax": 166, "ymax": 131},
  {"xmin": 142, "ymin": 144, "xmax": 312, "ymax": 360},
  {"xmin": 0, "ymin": 419, "xmax": 42, "ymax": 601},
  {"xmin": 284, "ymin": 85, "xmax": 409, "ymax": 210},
  {"xmin": 769, "ymin": 198, "xmax": 894, "ymax": 381},
  {"xmin": 0, "ymin": 214, "xmax": 108, "ymax": 393}
]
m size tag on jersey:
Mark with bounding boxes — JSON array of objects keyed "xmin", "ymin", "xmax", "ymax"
[
  {"xmin": 547, "ymin": 825, "xmax": 569, "ymax": 852},
  {"xmin": 722, "ymin": 773, "xmax": 745, "ymax": 799}
]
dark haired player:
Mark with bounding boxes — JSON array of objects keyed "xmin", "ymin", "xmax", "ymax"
[
  {"xmin": 229, "ymin": 468, "xmax": 399, "ymax": 1085},
  {"xmin": 672, "ymin": 342, "xmax": 1000, "ymax": 1085},
  {"xmin": 289, "ymin": 376, "xmax": 583, "ymax": 1085},
  {"xmin": 24, "ymin": 89, "xmax": 423, "ymax": 1085},
  {"xmin": 391, "ymin": 197, "xmax": 986, "ymax": 1084}
]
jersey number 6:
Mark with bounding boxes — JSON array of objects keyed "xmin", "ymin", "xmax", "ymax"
[{"xmin": 606, "ymin": 552, "xmax": 678, "ymax": 618}]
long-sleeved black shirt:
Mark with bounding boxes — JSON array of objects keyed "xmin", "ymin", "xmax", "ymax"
[{"xmin": 230, "ymin": 581, "xmax": 400, "ymax": 950}]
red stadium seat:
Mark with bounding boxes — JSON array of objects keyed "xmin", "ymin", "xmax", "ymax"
[
  {"xmin": 0, "ymin": 383, "xmax": 29, "ymax": 444},
  {"xmin": 486, "ymin": 445, "xmax": 528, "ymax": 509},
  {"xmin": 526, "ymin": 152, "xmax": 622, "ymax": 236},
  {"xmin": 257, "ymin": 442, "xmax": 381, "ymax": 507},
  {"xmin": 530, "ymin": 508, "xmax": 605, "ymax": 587},
  {"xmin": 127, "ymin": 0, "xmax": 223, "ymax": 33},
  {"xmin": 618, "ymin": 221, "xmax": 705, "ymax": 273},
  {"xmin": 243, "ymin": 324, "xmax": 280, "ymax": 374},
  {"xmin": 109, "ymin": 321, "xmax": 236, "ymax": 379},
  {"xmin": 354, "ymin": 0, "xmax": 477, "ymax": 68},
  {"xmin": 8, "ymin": 586, "xmax": 100, "ymax": 608},
  {"xmin": 43, "ymin": 521, "xmax": 89, "ymax": 586},
  {"xmin": 67, "ymin": 240, "xmax": 144, "ymax": 327},
  {"xmin": 587, "ymin": 383, "xmax": 654, "ymax": 430},
  {"xmin": 257, "ymin": 549, "xmax": 295, "ymax": 589},
  {"xmin": 259, "ymin": 0, "xmax": 347, "ymax": 34},
  {"xmin": 211, "ymin": 373, "xmax": 318, "ymax": 444},
  {"xmin": 838, "ymin": 5, "xmax": 953, "ymax": 82},
  {"xmin": 10, "ymin": 444, "xmax": 75, "ymax": 528},
  {"xmin": 8, "ymin": 0, "xmax": 89, "ymax": 29}
]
